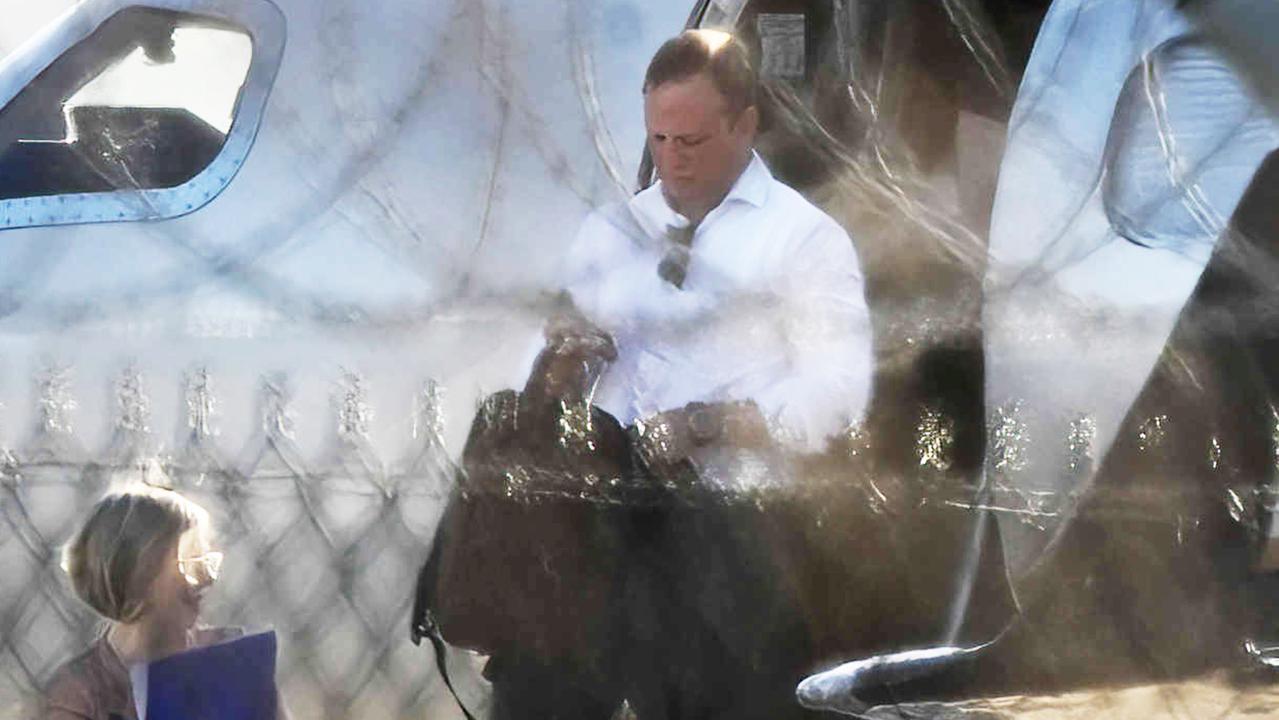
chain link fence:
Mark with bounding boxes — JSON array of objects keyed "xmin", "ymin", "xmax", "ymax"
[
  {"xmin": 0, "ymin": 359, "xmax": 997, "ymax": 720},
  {"xmin": 0, "ymin": 360, "xmax": 1149, "ymax": 720},
  {"xmin": 4, "ymin": 359, "xmax": 1276, "ymax": 719},
  {"xmin": 0, "ymin": 367, "xmax": 470, "ymax": 720}
]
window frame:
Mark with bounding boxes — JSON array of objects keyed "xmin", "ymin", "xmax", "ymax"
[{"xmin": 0, "ymin": 0, "xmax": 285, "ymax": 232}]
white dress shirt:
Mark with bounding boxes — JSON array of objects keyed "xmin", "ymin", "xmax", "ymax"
[{"xmin": 564, "ymin": 152, "xmax": 872, "ymax": 452}]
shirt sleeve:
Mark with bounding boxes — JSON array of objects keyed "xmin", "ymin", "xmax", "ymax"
[
  {"xmin": 752, "ymin": 218, "xmax": 873, "ymax": 451},
  {"xmin": 562, "ymin": 209, "xmax": 617, "ymax": 317}
]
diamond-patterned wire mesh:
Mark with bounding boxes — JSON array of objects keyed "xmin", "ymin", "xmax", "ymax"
[
  {"xmin": 0, "ymin": 368, "xmax": 459, "ymax": 720},
  {"xmin": 4, "ymin": 360, "xmax": 1276, "ymax": 719}
]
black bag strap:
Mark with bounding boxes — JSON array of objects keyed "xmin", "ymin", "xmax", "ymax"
[
  {"xmin": 411, "ymin": 520, "xmax": 478, "ymax": 720},
  {"xmin": 413, "ymin": 609, "xmax": 478, "ymax": 720}
]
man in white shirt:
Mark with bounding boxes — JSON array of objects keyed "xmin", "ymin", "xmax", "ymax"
[
  {"xmin": 552, "ymin": 29, "xmax": 872, "ymax": 720},
  {"xmin": 564, "ymin": 29, "xmax": 872, "ymax": 461},
  {"xmin": 423, "ymin": 28, "xmax": 866, "ymax": 720}
]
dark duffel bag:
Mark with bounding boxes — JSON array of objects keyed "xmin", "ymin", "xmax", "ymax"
[{"xmin": 412, "ymin": 312, "xmax": 638, "ymax": 687}]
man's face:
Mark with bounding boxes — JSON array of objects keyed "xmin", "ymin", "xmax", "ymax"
[{"xmin": 645, "ymin": 72, "xmax": 756, "ymax": 217}]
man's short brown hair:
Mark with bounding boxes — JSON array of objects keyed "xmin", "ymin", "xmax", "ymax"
[{"xmin": 643, "ymin": 30, "xmax": 757, "ymax": 116}]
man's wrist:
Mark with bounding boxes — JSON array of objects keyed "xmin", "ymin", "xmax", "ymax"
[{"xmin": 686, "ymin": 402, "xmax": 721, "ymax": 446}]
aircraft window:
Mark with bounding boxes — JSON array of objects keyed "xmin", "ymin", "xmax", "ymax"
[{"xmin": 0, "ymin": 8, "xmax": 252, "ymax": 202}]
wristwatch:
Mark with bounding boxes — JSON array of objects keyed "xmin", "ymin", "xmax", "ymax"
[{"xmin": 688, "ymin": 403, "xmax": 721, "ymax": 446}]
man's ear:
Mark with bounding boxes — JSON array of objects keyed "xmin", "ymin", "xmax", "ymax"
[{"xmin": 734, "ymin": 105, "xmax": 760, "ymax": 142}]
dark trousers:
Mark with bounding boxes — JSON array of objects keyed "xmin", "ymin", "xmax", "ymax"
[{"xmin": 485, "ymin": 499, "xmax": 818, "ymax": 720}]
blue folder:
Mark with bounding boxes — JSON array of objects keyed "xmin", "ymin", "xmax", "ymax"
[{"xmin": 145, "ymin": 630, "xmax": 278, "ymax": 720}]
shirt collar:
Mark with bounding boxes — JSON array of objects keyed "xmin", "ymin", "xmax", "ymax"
[
  {"xmin": 723, "ymin": 150, "xmax": 771, "ymax": 209},
  {"xmin": 630, "ymin": 150, "xmax": 772, "ymax": 232}
]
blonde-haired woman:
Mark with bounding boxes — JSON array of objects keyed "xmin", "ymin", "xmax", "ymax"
[{"xmin": 44, "ymin": 485, "xmax": 232, "ymax": 719}]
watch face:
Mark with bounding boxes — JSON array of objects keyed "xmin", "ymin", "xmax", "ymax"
[{"xmin": 688, "ymin": 406, "xmax": 720, "ymax": 444}]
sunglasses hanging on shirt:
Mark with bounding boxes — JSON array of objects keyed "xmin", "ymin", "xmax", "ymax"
[{"xmin": 658, "ymin": 224, "xmax": 696, "ymax": 289}]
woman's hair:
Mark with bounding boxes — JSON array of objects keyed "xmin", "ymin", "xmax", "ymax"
[{"xmin": 63, "ymin": 485, "xmax": 210, "ymax": 623}]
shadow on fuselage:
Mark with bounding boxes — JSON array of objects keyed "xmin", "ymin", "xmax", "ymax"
[{"xmin": 868, "ymin": 150, "xmax": 1279, "ymax": 703}]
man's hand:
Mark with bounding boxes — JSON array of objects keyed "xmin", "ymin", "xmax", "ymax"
[{"xmin": 522, "ymin": 291, "xmax": 618, "ymax": 401}]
